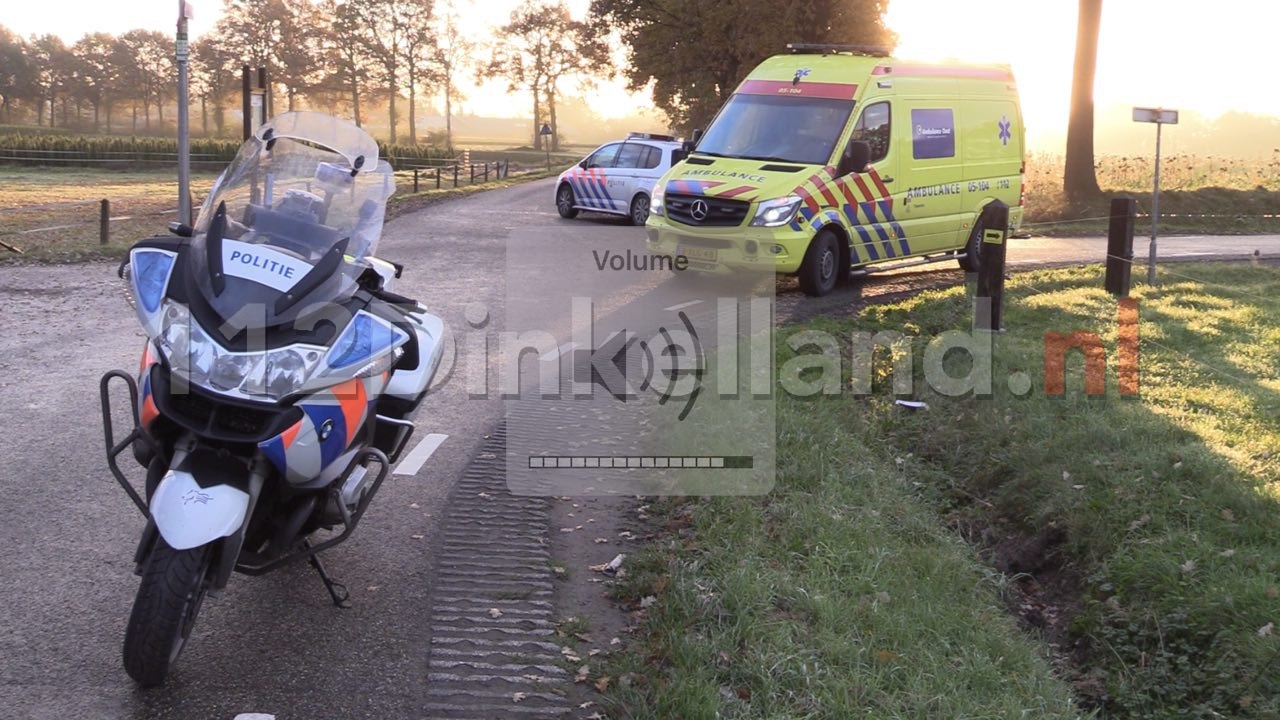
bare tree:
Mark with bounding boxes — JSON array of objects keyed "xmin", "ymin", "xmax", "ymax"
[
  {"xmin": 431, "ymin": 3, "xmax": 472, "ymax": 149},
  {"xmin": 1064, "ymin": 0, "xmax": 1103, "ymax": 200},
  {"xmin": 320, "ymin": 0, "xmax": 375, "ymax": 126},
  {"xmin": 401, "ymin": 8, "xmax": 438, "ymax": 144},
  {"xmin": 347, "ymin": 0, "xmax": 434, "ymax": 143},
  {"xmin": 485, "ymin": 1, "xmax": 609, "ymax": 151}
]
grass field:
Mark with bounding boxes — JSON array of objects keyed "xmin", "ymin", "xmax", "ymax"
[
  {"xmin": 1024, "ymin": 153, "xmax": 1280, "ymax": 236},
  {"xmin": 0, "ymin": 159, "xmax": 567, "ymax": 262},
  {"xmin": 604, "ymin": 263, "xmax": 1280, "ymax": 718}
]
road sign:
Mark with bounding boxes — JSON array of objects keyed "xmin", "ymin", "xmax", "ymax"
[
  {"xmin": 1133, "ymin": 106, "xmax": 1179, "ymax": 284},
  {"xmin": 1132, "ymin": 107, "xmax": 1179, "ymax": 124}
]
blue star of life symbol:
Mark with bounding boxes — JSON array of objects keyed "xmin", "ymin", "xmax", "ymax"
[
  {"xmin": 792, "ymin": 67, "xmax": 811, "ymax": 85},
  {"xmin": 998, "ymin": 116, "xmax": 1012, "ymax": 145}
]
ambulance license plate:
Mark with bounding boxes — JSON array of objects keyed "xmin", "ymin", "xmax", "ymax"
[{"xmin": 675, "ymin": 244, "xmax": 717, "ymax": 262}]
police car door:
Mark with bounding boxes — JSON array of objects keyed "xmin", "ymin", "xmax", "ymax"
[
  {"xmin": 608, "ymin": 142, "xmax": 648, "ymax": 211},
  {"xmin": 579, "ymin": 142, "xmax": 621, "ymax": 210}
]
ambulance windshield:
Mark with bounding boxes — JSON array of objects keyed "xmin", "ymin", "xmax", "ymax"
[{"xmin": 695, "ymin": 94, "xmax": 854, "ymax": 166}]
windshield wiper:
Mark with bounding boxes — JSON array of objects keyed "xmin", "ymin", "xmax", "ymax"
[{"xmin": 738, "ymin": 154, "xmax": 803, "ymax": 164}]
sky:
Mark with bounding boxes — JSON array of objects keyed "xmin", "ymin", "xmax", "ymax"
[{"xmin": 3, "ymin": 0, "xmax": 1277, "ymax": 152}]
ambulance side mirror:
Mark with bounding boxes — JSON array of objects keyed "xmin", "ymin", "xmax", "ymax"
[{"xmin": 838, "ymin": 140, "xmax": 871, "ymax": 176}]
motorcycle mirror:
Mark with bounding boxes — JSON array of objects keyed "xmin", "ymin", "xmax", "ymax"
[{"xmin": 168, "ymin": 222, "xmax": 194, "ymax": 238}]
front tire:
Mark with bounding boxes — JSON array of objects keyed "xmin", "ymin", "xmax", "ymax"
[
  {"xmin": 123, "ymin": 538, "xmax": 213, "ymax": 687},
  {"xmin": 629, "ymin": 193, "xmax": 650, "ymax": 226},
  {"xmin": 556, "ymin": 183, "xmax": 579, "ymax": 219},
  {"xmin": 798, "ymin": 230, "xmax": 842, "ymax": 296}
]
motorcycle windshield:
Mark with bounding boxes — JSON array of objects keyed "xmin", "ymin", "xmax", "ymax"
[{"xmin": 188, "ymin": 111, "xmax": 395, "ymax": 329}]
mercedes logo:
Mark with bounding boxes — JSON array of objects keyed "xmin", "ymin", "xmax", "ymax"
[{"xmin": 690, "ymin": 199, "xmax": 710, "ymax": 222}]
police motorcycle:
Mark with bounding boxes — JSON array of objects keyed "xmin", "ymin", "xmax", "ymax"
[{"xmin": 100, "ymin": 112, "xmax": 444, "ymax": 686}]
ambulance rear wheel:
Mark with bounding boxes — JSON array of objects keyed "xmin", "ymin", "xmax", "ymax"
[
  {"xmin": 556, "ymin": 183, "xmax": 579, "ymax": 219},
  {"xmin": 958, "ymin": 216, "xmax": 985, "ymax": 272},
  {"xmin": 798, "ymin": 230, "xmax": 841, "ymax": 297}
]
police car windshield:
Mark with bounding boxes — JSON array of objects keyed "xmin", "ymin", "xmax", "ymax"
[{"xmin": 697, "ymin": 94, "xmax": 854, "ymax": 166}]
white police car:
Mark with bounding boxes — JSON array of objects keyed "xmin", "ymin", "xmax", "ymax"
[{"xmin": 555, "ymin": 133, "xmax": 684, "ymax": 225}]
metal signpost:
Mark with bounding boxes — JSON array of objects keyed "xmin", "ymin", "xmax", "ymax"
[
  {"xmin": 176, "ymin": 1, "xmax": 194, "ymax": 226},
  {"xmin": 1132, "ymin": 106, "xmax": 1178, "ymax": 284},
  {"xmin": 539, "ymin": 123, "xmax": 553, "ymax": 169}
]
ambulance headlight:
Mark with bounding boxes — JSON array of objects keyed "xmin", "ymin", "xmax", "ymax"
[
  {"xmin": 750, "ymin": 196, "xmax": 803, "ymax": 227},
  {"xmin": 649, "ymin": 182, "xmax": 665, "ymax": 217}
]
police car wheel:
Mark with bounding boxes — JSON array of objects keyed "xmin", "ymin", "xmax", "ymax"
[
  {"xmin": 556, "ymin": 183, "xmax": 579, "ymax": 219},
  {"xmin": 629, "ymin": 194, "xmax": 650, "ymax": 226},
  {"xmin": 798, "ymin": 231, "xmax": 841, "ymax": 297},
  {"xmin": 959, "ymin": 216, "xmax": 984, "ymax": 272}
]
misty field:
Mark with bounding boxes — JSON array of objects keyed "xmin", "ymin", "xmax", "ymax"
[{"xmin": 1024, "ymin": 152, "xmax": 1280, "ymax": 234}]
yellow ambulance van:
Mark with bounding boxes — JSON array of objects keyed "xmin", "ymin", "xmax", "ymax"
[{"xmin": 645, "ymin": 44, "xmax": 1025, "ymax": 296}]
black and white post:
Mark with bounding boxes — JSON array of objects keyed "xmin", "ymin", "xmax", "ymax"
[
  {"xmin": 1133, "ymin": 106, "xmax": 1178, "ymax": 285},
  {"xmin": 176, "ymin": 0, "xmax": 194, "ymax": 226}
]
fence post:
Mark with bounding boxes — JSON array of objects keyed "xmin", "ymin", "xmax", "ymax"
[
  {"xmin": 470, "ymin": 163, "xmax": 476, "ymax": 184},
  {"xmin": 1105, "ymin": 198, "xmax": 1137, "ymax": 297},
  {"xmin": 484, "ymin": 162, "xmax": 490, "ymax": 182},
  {"xmin": 99, "ymin": 199, "xmax": 110, "ymax": 245},
  {"xmin": 974, "ymin": 200, "xmax": 1009, "ymax": 333},
  {"xmin": 453, "ymin": 165, "xmax": 459, "ymax": 188},
  {"xmin": 413, "ymin": 169, "xmax": 419, "ymax": 193},
  {"xmin": 436, "ymin": 167, "xmax": 441, "ymax": 190}
]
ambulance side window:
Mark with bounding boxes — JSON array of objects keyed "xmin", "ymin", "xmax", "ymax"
[{"xmin": 851, "ymin": 102, "xmax": 891, "ymax": 163}]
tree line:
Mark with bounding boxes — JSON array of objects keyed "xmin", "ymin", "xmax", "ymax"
[{"xmin": 0, "ymin": 0, "xmax": 617, "ymax": 150}]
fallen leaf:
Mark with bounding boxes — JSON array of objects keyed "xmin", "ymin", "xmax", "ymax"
[
  {"xmin": 595, "ymin": 676, "xmax": 611, "ymax": 692},
  {"xmin": 586, "ymin": 713, "xmax": 605, "ymax": 720},
  {"xmin": 1173, "ymin": 461, "xmax": 1183, "ymax": 470},
  {"xmin": 410, "ymin": 534, "xmax": 424, "ymax": 540},
  {"xmin": 1062, "ymin": 470, "xmax": 1071, "ymax": 482},
  {"xmin": 588, "ymin": 649, "xmax": 602, "ymax": 657},
  {"xmin": 488, "ymin": 608, "xmax": 504, "ymax": 618},
  {"xmin": 639, "ymin": 595, "xmax": 657, "ymax": 609},
  {"xmin": 718, "ymin": 650, "xmax": 731, "ymax": 664},
  {"xmin": 1181, "ymin": 559, "xmax": 1197, "ymax": 575},
  {"xmin": 1072, "ymin": 485, "xmax": 1085, "ymax": 491},
  {"xmin": 875, "ymin": 649, "xmax": 899, "ymax": 663},
  {"xmin": 1222, "ymin": 509, "xmax": 1236, "ymax": 522},
  {"xmin": 409, "ymin": 503, "xmax": 420, "ymax": 509},
  {"xmin": 594, "ymin": 537, "xmax": 609, "ymax": 544},
  {"xmin": 1267, "ymin": 586, "xmax": 1279, "ymax": 600},
  {"xmin": 610, "ymin": 637, "xmax": 621, "ymax": 646},
  {"xmin": 560, "ymin": 527, "xmax": 576, "ymax": 533},
  {"xmin": 1259, "ymin": 622, "xmax": 1275, "ymax": 637},
  {"xmin": 578, "ymin": 702, "xmax": 595, "ymax": 710},
  {"xmin": 735, "ymin": 687, "xmax": 751, "ymax": 699},
  {"xmin": 1128, "ymin": 515, "xmax": 1151, "ymax": 532},
  {"xmin": 1220, "ymin": 549, "xmax": 1236, "ymax": 558},
  {"xmin": 574, "ymin": 633, "xmax": 593, "ymax": 643},
  {"xmin": 875, "ymin": 591, "xmax": 892, "ymax": 604},
  {"xmin": 575, "ymin": 665, "xmax": 590, "ymax": 683},
  {"xmin": 512, "ymin": 692, "xmax": 527, "ymax": 703}
]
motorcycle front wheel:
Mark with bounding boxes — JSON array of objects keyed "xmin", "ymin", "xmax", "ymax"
[{"xmin": 122, "ymin": 538, "xmax": 212, "ymax": 686}]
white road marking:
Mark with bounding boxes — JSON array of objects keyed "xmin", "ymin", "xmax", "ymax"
[
  {"xmin": 394, "ymin": 433, "xmax": 449, "ymax": 476},
  {"xmin": 663, "ymin": 299, "xmax": 703, "ymax": 312},
  {"xmin": 542, "ymin": 342, "xmax": 578, "ymax": 361}
]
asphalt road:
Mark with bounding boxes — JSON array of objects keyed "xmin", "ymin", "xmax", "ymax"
[{"xmin": 0, "ymin": 176, "xmax": 1274, "ymax": 720}]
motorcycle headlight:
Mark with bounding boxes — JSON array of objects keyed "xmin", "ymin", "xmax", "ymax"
[
  {"xmin": 749, "ymin": 196, "xmax": 803, "ymax": 228},
  {"xmin": 156, "ymin": 300, "xmax": 325, "ymax": 401},
  {"xmin": 649, "ymin": 182, "xmax": 665, "ymax": 217}
]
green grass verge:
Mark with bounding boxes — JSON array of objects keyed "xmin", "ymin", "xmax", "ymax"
[{"xmin": 603, "ymin": 262, "xmax": 1280, "ymax": 719}]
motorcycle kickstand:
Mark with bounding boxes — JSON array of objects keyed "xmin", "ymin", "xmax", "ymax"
[{"xmin": 305, "ymin": 541, "xmax": 352, "ymax": 609}]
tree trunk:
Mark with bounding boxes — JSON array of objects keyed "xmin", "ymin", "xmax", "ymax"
[
  {"xmin": 408, "ymin": 66, "xmax": 417, "ymax": 144},
  {"xmin": 547, "ymin": 86, "xmax": 559, "ymax": 152},
  {"xmin": 1064, "ymin": 0, "xmax": 1103, "ymax": 201},
  {"xmin": 200, "ymin": 96, "xmax": 208, "ymax": 135},
  {"xmin": 444, "ymin": 80, "xmax": 453, "ymax": 150},
  {"xmin": 351, "ymin": 80, "xmax": 361, "ymax": 127},
  {"xmin": 531, "ymin": 90, "xmax": 541, "ymax": 151},
  {"xmin": 388, "ymin": 76, "xmax": 398, "ymax": 144}
]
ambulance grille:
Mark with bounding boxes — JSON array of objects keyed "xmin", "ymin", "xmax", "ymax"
[{"xmin": 665, "ymin": 193, "xmax": 750, "ymax": 227}]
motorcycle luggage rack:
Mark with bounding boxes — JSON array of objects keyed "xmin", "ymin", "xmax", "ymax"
[
  {"xmin": 100, "ymin": 370, "xmax": 153, "ymax": 519},
  {"xmin": 234, "ymin": 447, "xmax": 391, "ymax": 577}
]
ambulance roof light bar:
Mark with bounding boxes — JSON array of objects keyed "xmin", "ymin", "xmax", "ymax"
[{"xmin": 786, "ymin": 43, "xmax": 892, "ymax": 57}]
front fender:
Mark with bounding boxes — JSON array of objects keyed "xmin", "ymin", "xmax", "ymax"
[{"xmin": 150, "ymin": 470, "xmax": 249, "ymax": 551}]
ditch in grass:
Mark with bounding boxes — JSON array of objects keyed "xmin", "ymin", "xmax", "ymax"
[{"xmin": 601, "ymin": 262, "xmax": 1280, "ymax": 719}]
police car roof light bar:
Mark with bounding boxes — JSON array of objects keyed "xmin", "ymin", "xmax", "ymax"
[
  {"xmin": 786, "ymin": 43, "xmax": 892, "ymax": 57},
  {"xmin": 628, "ymin": 132, "xmax": 677, "ymax": 142}
]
